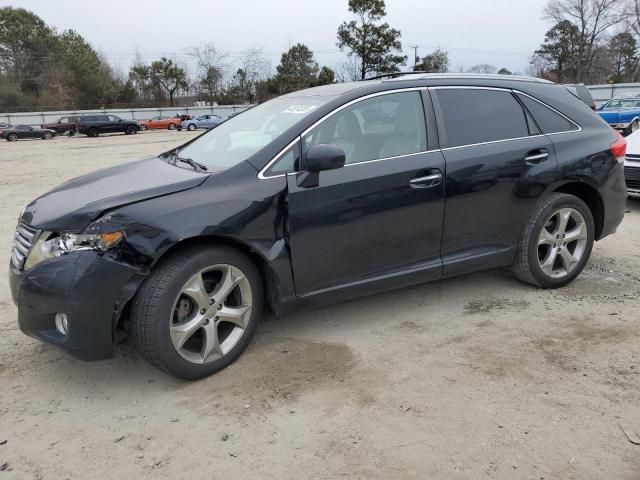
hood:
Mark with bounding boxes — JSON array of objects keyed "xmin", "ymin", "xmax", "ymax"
[
  {"xmin": 21, "ymin": 157, "xmax": 208, "ymax": 231},
  {"xmin": 625, "ymin": 129, "xmax": 640, "ymax": 155}
]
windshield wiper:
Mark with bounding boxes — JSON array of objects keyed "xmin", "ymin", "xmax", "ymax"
[{"xmin": 168, "ymin": 151, "xmax": 208, "ymax": 172}]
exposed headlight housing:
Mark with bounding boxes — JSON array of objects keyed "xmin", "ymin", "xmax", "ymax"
[{"xmin": 24, "ymin": 231, "xmax": 124, "ymax": 270}]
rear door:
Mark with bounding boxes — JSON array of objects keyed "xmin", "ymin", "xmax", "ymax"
[
  {"xmin": 284, "ymin": 89, "xmax": 446, "ymax": 295},
  {"xmin": 430, "ymin": 86, "xmax": 562, "ymax": 276}
]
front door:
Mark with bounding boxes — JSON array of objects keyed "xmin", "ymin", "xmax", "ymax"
[
  {"xmin": 286, "ymin": 90, "xmax": 445, "ymax": 295},
  {"xmin": 106, "ymin": 115, "xmax": 122, "ymax": 133}
]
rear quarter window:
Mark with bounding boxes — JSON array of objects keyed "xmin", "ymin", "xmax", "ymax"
[
  {"xmin": 517, "ymin": 94, "xmax": 579, "ymax": 134},
  {"xmin": 435, "ymin": 88, "xmax": 530, "ymax": 148}
]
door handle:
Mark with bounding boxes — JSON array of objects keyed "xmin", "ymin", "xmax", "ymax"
[
  {"xmin": 524, "ymin": 150, "xmax": 549, "ymax": 164},
  {"xmin": 410, "ymin": 172, "xmax": 442, "ymax": 188}
]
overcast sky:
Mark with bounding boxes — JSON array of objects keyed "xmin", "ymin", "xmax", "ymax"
[{"xmin": 6, "ymin": 0, "xmax": 551, "ymax": 76}]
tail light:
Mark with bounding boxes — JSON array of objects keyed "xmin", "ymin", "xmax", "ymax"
[{"xmin": 610, "ymin": 131, "xmax": 626, "ymax": 164}]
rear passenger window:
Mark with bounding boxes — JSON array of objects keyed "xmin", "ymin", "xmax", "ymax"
[
  {"xmin": 436, "ymin": 89, "xmax": 530, "ymax": 147},
  {"xmin": 303, "ymin": 91, "xmax": 427, "ymax": 165},
  {"xmin": 517, "ymin": 94, "xmax": 578, "ymax": 134}
]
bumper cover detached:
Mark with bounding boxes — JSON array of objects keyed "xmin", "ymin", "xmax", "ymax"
[{"xmin": 9, "ymin": 251, "xmax": 143, "ymax": 361}]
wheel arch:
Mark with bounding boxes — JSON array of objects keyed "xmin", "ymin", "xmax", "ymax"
[
  {"xmin": 115, "ymin": 234, "xmax": 287, "ymax": 337},
  {"xmin": 552, "ymin": 181, "xmax": 605, "ymax": 240}
]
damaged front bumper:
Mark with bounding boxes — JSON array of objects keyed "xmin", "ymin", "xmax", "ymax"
[{"xmin": 9, "ymin": 251, "xmax": 144, "ymax": 361}]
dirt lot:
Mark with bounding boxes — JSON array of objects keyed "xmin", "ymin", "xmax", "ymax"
[{"xmin": 0, "ymin": 130, "xmax": 639, "ymax": 479}]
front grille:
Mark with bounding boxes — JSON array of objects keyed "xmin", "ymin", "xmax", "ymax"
[{"xmin": 11, "ymin": 223, "xmax": 39, "ymax": 270}]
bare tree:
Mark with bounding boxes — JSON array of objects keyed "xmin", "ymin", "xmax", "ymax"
[
  {"xmin": 335, "ymin": 56, "xmax": 361, "ymax": 82},
  {"xmin": 226, "ymin": 48, "xmax": 270, "ymax": 103},
  {"xmin": 544, "ymin": 0, "xmax": 628, "ymax": 82},
  {"xmin": 189, "ymin": 43, "xmax": 228, "ymax": 102}
]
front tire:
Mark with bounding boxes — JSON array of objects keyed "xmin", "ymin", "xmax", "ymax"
[
  {"xmin": 168, "ymin": 123, "xmax": 177, "ymax": 130},
  {"xmin": 513, "ymin": 193, "xmax": 594, "ymax": 288},
  {"xmin": 130, "ymin": 245, "xmax": 263, "ymax": 380},
  {"xmin": 624, "ymin": 120, "xmax": 639, "ymax": 136},
  {"xmin": 125, "ymin": 125, "xmax": 138, "ymax": 135}
]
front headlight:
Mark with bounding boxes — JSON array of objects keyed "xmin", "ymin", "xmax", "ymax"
[{"xmin": 24, "ymin": 231, "xmax": 124, "ymax": 269}]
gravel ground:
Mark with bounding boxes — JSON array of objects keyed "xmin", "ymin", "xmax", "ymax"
[{"xmin": 0, "ymin": 130, "xmax": 639, "ymax": 480}]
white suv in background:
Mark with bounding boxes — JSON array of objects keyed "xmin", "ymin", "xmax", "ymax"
[{"xmin": 624, "ymin": 130, "xmax": 640, "ymax": 198}]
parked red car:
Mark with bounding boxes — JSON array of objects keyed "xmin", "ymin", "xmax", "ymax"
[
  {"xmin": 138, "ymin": 116, "xmax": 182, "ymax": 131},
  {"xmin": 41, "ymin": 116, "xmax": 80, "ymax": 134}
]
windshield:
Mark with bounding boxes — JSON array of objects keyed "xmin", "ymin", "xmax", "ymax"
[
  {"xmin": 601, "ymin": 99, "xmax": 640, "ymax": 109},
  {"xmin": 177, "ymin": 96, "xmax": 336, "ymax": 170}
]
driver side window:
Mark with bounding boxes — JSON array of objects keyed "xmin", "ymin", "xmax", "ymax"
[{"xmin": 302, "ymin": 91, "xmax": 427, "ymax": 165}]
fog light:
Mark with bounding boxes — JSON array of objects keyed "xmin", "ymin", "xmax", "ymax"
[{"xmin": 55, "ymin": 313, "xmax": 69, "ymax": 335}]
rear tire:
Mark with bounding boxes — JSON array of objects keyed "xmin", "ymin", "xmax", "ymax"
[
  {"xmin": 187, "ymin": 124, "xmax": 196, "ymax": 131},
  {"xmin": 6, "ymin": 133, "xmax": 18, "ymax": 142},
  {"xmin": 87, "ymin": 128, "xmax": 99, "ymax": 138},
  {"xmin": 513, "ymin": 193, "xmax": 594, "ymax": 288},
  {"xmin": 42, "ymin": 131, "xmax": 53, "ymax": 140},
  {"xmin": 130, "ymin": 245, "xmax": 263, "ymax": 380}
]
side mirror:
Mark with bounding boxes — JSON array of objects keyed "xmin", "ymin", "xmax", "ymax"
[
  {"xmin": 305, "ymin": 144, "xmax": 346, "ymax": 172},
  {"xmin": 297, "ymin": 144, "xmax": 346, "ymax": 188}
]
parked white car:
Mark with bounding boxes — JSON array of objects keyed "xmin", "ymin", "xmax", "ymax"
[{"xmin": 624, "ymin": 130, "xmax": 640, "ymax": 198}]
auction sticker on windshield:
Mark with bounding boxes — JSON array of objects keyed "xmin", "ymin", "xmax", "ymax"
[{"xmin": 282, "ymin": 105, "xmax": 317, "ymax": 114}]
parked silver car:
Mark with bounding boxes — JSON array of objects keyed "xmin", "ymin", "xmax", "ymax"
[{"xmin": 181, "ymin": 114, "xmax": 226, "ymax": 131}]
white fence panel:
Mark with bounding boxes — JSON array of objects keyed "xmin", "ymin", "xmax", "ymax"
[
  {"xmin": 586, "ymin": 83, "xmax": 640, "ymax": 104},
  {"xmin": 1, "ymin": 105, "xmax": 253, "ymax": 127}
]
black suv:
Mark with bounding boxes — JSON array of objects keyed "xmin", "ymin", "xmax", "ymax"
[
  {"xmin": 10, "ymin": 74, "xmax": 627, "ymax": 379},
  {"xmin": 76, "ymin": 114, "xmax": 140, "ymax": 137}
]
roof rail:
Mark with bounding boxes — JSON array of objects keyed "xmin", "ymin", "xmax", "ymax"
[
  {"xmin": 360, "ymin": 71, "xmax": 436, "ymax": 81},
  {"xmin": 359, "ymin": 71, "xmax": 553, "ymax": 84}
]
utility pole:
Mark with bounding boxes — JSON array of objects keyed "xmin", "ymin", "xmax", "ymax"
[{"xmin": 409, "ymin": 45, "xmax": 420, "ymax": 68}]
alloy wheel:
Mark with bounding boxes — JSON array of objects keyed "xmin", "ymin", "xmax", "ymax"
[
  {"xmin": 170, "ymin": 264, "xmax": 253, "ymax": 365},
  {"xmin": 537, "ymin": 207, "xmax": 588, "ymax": 278},
  {"xmin": 7, "ymin": 133, "xmax": 17, "ymax": 141}
]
